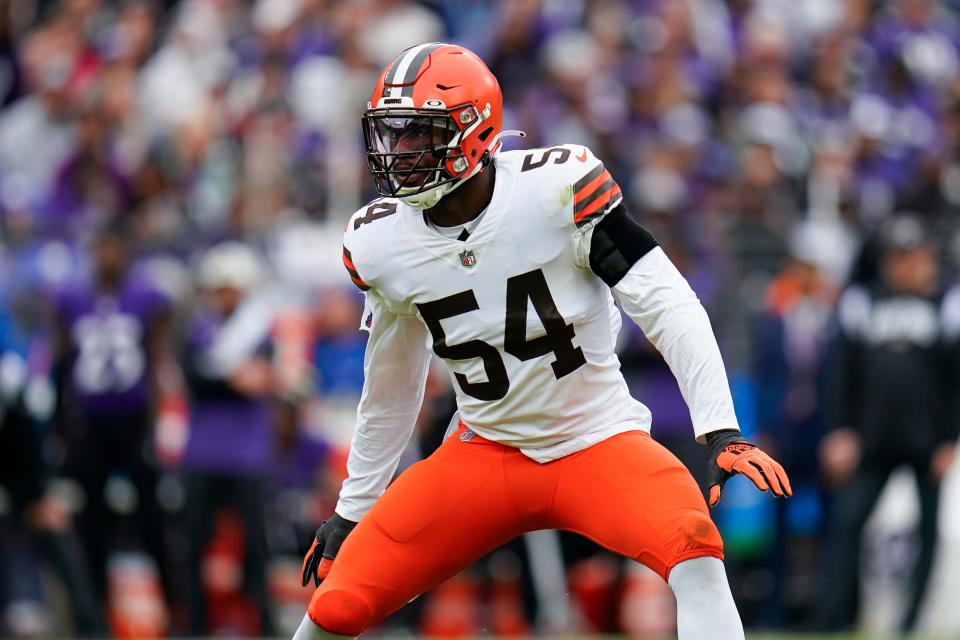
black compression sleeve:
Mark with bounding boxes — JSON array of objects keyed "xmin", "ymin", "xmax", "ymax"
[{"xmin": 587, "ymin": 204, "xmax": 659, "ymax": 286}]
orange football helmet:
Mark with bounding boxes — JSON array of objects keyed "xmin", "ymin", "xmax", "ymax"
[{"xmin": 362, "ymin": 42, "xmax": 523, "ymax": 209}]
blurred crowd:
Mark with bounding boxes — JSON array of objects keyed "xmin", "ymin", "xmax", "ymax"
[{"xmin": 3, "ymin": 0, "xmax": 960, "ymax": 636}]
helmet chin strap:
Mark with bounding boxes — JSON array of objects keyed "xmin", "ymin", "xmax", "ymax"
[{"xmin": 398, "ymin": 129, "xmax": 528, "ymax": 210}]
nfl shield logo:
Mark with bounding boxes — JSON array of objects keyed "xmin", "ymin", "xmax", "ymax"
[{"xmin": 459, "ymin": 249, "xmax": 477, "ymax": 268}]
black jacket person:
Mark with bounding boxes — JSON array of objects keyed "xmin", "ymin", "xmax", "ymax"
[{"xmin": 817, "ymin": 216, "xmax": 958, "ymax": 632}]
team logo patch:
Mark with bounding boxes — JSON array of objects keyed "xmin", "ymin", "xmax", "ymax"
[{"xmin": 459, "ymin": 249, "xmax": 477, "ymax": 268}]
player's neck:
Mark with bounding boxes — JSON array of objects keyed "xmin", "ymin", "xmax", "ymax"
[{"xmin": 424, "ymin": 164, "xmax": 496, "ymax": 227}]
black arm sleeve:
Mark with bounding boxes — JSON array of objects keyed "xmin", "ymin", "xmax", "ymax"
[{"xmin": 587, "ymin": 204, "xmax": 660, "ymax": 286}]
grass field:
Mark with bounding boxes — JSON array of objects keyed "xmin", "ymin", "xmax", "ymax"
[
  {"xmin": 271, "ymin": 632, "xmax": 958, "ymax": 640},
  {"xmin": 422, "ymin": 636, "xmax": 951, "ymax": 639},
  {"xmin": 605, "ymin": 636, "xmax": 947, "ymax": 640},
  {"xmin": 746, "ymin": 636, "xmax": 947, "ymax": 639},
  {"xmin": 530, "ymin": 635, "xmax": 954, "ymax": 640},
  {"xmin": 317, "ymin": 637, "xmax": 953, "ymax": 640}
]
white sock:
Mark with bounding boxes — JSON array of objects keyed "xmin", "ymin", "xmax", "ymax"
[
  {"xmin": 668, "ymin": 556, "xmax": 745, "ymax": 640},
  {"xmin": 291, "ymin": 613, "xmax": 356, "ymax": 640}
]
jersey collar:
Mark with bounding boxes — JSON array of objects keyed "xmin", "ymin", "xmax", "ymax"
[{"xmin": 401, "ymin": 155, "xmax": 516, "ymax": 271}]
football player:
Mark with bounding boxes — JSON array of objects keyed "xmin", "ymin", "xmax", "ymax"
[{"xmin": 295, "ymin": 43, "xmax": 791, "ymax": 640}]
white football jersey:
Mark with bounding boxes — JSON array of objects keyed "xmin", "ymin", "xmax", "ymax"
[
  {"xmin": 343, "ymin": 145, "xmax": 649, "ymax": 447},
  {"xmin": 336, "ymin": 145, "xmax": 739, "ymax": 521}
]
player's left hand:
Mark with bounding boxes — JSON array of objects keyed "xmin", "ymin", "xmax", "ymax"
[
  {"xmin": 301, "ymin": 513, "xmax": 357, "ymax": 588},
  {"xmin": 706, "ymin": 430, "xmax": 792, "ymax": 507}
]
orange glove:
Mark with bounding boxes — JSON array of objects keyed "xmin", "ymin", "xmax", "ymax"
[
  {"xmin": 706, "ymin": 430, "xmax": 792, "ymax": 507},
  {"xmin": 301, "ymin": 513, "xmax": 357, "ymax": 587}
]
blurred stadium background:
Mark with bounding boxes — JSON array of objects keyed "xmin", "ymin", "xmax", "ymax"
[{"xmin": 2, "ymin": 0, "xmax": 960, "ymax": 637}]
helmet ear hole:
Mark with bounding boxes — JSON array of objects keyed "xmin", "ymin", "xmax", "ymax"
[{"xmin": 478, "ymin": 126, "xmax": 494, "ymax": 142}]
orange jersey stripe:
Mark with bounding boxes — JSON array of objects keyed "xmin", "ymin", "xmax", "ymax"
[
  {"xmin": 574, "ymin": 169, "xmax": 612, "ymax": 205},
  {"xmin": 349, "ymin": 274, "xmax": 371, "ymax": 290},
  {"xmin": 574, "ymin": 184, "xmax": 621, "ymax": 224},
  {"xmin": 343, "ymin": 252, "xmax": 357, "ymax": 272}
]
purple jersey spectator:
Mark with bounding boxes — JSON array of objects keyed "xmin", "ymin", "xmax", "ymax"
[{"xmin": 55, "ymin": 271, "xmax": 168, "ymax": 416}]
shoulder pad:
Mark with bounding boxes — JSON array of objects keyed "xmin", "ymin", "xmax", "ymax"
[
  {"xmin": 514, "ymin": 144, "xmax": 622, "ymax": 228},
  {"xmin": 346, "ymin": 199, "xmax": 401, "ymax": 234},
  {"xmin": 342, "ymin": 199, "xmax": 402, "ymax": 292}
]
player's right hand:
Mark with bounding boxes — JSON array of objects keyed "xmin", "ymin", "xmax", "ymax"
[
  {"xmin": 706, "ymin": 429, "xmax": 792, "ymax": 507},
  {"xmin": 301, "ymin": 513, "xmax": 358, "ymax": 588}
]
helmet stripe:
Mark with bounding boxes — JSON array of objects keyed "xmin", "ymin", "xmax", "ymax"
[
  {"xmin": 400, "ymin": 42, "xmax": 443, "ymax": 97},
  {"xmin": 384, "ymin": 43, "xmax": 430, "ymax": 97},
  {"xmin": 382, "ymin": 42, "xmax": 445, "ymax": 98},
  {"xmin": 381, "ymin": 57, "xmax": 403, "ymax": 96}
]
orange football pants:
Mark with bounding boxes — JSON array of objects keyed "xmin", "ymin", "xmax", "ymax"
[{"xmin": 307, "ymin": 425, "xmax": 723, "ymax": 636}]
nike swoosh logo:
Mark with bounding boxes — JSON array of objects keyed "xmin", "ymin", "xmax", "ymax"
[{"xmin": 576, "ymin": 148, "xmax": 588, "ymax": 162}]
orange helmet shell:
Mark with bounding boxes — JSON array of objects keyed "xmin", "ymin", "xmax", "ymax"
[{"xmin": 364, "ymin": 43, "xmax": 504, "ymax": 206}]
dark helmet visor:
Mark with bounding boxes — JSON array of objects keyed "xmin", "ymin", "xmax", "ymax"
[{"xmin": 362, "ymin": 110, "xmax": 461, "ymax": 197}]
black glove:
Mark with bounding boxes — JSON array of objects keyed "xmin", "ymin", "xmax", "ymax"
[
  {"xmin": 706, "ymin": 429, "xmax": 792, "ymax": 508},
  {"xmin": 301, "ymin": 513, "xmax": 358, "ymax": 587}
]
